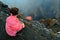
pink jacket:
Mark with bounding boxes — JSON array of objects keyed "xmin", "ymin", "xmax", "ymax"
[{"xmin": 5, "ymin": 14, "xmax": 23, "ymax": 36}]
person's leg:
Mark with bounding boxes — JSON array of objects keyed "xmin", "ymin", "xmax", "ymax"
[{"xmin": 6, "ymin": 34, "xmax": 24, "ymax": 40}]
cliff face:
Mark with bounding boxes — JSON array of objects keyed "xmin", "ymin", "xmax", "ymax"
[{"xmin": 0, "ymin": 1, "xmax": 60, "ymax": 40}]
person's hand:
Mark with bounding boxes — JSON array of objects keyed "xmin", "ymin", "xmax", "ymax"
[
  {"xmin": 19, "ymin": 21, "xmax": 25, "ymax": 28},
  {"xmin": 22, "ymin": 23, "xmax": 25, "ymax": 28}
]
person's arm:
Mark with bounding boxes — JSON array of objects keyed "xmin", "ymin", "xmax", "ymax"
[
  {"xmin": 9, "ymin": 18, "xmax": 25, "ymax": 32},
  {"xmin": 11, "ymin": 22, "xmax": 23, "ymax": 32}
]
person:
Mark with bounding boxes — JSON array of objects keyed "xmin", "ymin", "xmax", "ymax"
[{"xmin": 5, "ymin": 7, "xmax": 25, "ymax": 40}]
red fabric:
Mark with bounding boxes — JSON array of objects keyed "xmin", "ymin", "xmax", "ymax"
[{"xmin": 5, "ymin": 14, "xmax": 23, "ymax": 36}]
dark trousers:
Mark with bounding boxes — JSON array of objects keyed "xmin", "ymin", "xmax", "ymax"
[{"xmin": 1, "ymin": 29, "xmax": 24, "ymax": 40}]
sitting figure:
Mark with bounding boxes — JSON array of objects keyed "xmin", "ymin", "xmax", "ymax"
[{"xmin": 5, "ymin": 7, "xmax": 25, "ymax": 37}]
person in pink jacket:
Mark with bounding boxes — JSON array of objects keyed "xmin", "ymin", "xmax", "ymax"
[{"xmin": 5, "ymin": 7, "xmax": 25, "ymax": 37}]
